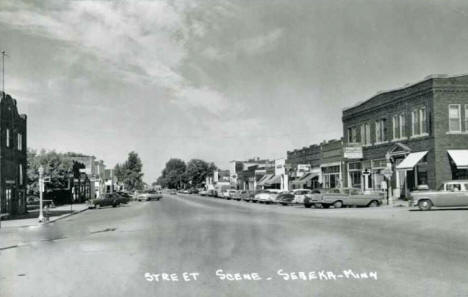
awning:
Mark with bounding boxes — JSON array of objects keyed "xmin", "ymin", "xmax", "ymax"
[
  {"xmin": 257, "ymin": 174, "xmax": 273, "ymax": 186},
  {"xmin": 264, "ymin": 175, "xmax": 281, "ymax": 185},
  {"xmin": 396, "ymin": 151, "xmax": 428, "ymax": 170},
  {"xmin": 292, "ymin": 172, "xmax": 319, "ymax": 185},
  {"xmin": 448, "ymin": 150, "xmax": 468, "ymax": 169}
]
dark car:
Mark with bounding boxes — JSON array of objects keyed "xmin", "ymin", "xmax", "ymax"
[
  {"xmin": 276, "ymin": 192, "xmax": 295, "ymax": 206},
  {"xmin": 116, "ymin": 192, "xmax": 131, "ymax": 204},
  {"xmin": 188, "ymin": 188, "xmax": 199, "ymax": 194},
  {"xmin": 88, "ymin": 193, "xmax": 122, "ymax": 209}
]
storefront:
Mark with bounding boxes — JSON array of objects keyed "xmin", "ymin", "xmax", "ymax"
[
  {"xmin": 448, "ymin": 150, "xmax": 468, "ymax": 180},
  {"xmin": 321, "ymin": 163, "xmax": 342, "ymax": 189}
]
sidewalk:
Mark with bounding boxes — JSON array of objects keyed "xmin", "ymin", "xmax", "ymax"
[{"xmin": 0, "ymin": 203, "xmax": 89, "ymax": 229}]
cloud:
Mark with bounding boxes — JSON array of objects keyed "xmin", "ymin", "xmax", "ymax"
[
  {"xmin": 236, "ymin": 28, "xmax": 284, "ymax": 55},
  {"xmin": 0, "ymin": 0, "xmax": 231, "ymax": 114}
]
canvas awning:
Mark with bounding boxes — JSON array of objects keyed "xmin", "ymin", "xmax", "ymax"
[
  {"xmin": 264, "ymin": 175, "xmax": 281, "ymax": 185},
  {"xmin": 448, "ymin": 150, "xmax": 468, "ymax": 169},
  {"xmin": 396, "ymin": 151, "xmax": 428, "ymax": 170},
  {"xmin": 292, "ymin": 172, "xmax": 319, "ymax": 185},
  {"xmin": 257, "ymin": 174, "xmax": 273, "ymax": 186}
]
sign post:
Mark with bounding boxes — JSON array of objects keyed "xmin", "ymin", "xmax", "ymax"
[
  {"xmin": 381, "ymin": 167, "xmax": 393, "ymax": 205},
  {"xmin": 38, "ymin": 166, "xmax": 45, "ymax": 223}
]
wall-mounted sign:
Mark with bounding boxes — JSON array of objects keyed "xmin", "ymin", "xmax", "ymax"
[{"xmin": 344, "ymin": 146, "xmax": 363, "ymax": 159}]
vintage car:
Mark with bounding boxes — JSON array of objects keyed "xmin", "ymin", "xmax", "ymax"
[
  {"xmin": 254, "ymin": 189, "xmax": 281, "ymax": 204},
  {"xmin": 409, "ymin": 180, "xmax": 468, "ymax": 211},
  {"xmin": 305, "ymin": 188, "xmax": 384, "ymax": 208},
  {"xmin": 291, "ymin": 189, "xmax": 313, "ymax": 204},
  {"xmin": 276, "ymin": 192, "xmax": 295, "ymax": 206},
  {"xmin": 240, "ymin": 190, "xmax": 254, "ymax": 202},
  {"xmin": 136, "ymin": 191, "xmax": 163, "ymax": 201},
  {"xmin": 228, "ymin": 190, "xmax": 242, "ymax": 201},
  {"xmin": 88, "ymin": 193, "xmax": 123, "ymax": 209}
]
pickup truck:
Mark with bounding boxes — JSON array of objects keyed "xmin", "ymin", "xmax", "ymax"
[
  {"xmin": 304, "ymin": 188, "xmax": 384, "ymax": 208},
  {"xmin": 409, "ymin": 180, "xmax": 468, "ymax": 211}
]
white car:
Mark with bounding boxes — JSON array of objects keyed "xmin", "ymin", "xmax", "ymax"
[
  {"xmin": 255, "ymin": 190, "xmax": 281, "ymax": 204},
  {"xmin": 292, "ymin": 189, "xmax": 313, "ymax": 204}
]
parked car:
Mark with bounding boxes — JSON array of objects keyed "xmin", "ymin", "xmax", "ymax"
[
  {"xmin": 206, "ymin": 189, "xmax": 216, "ymax": 197},
  {"xmin": 188, "ymin": 188, "xmax": 199, "ymax": 194},
  {"xmin": 276, "ymin": 192, "xmax": 295, "ymax": 206},
  {"xmin": 409, "ymin": 180, "xmax": 468, "ymax": 211},
  {"xmin": 169, "ymin": 190, "xmax": 177, "ymax": 195},
  {"xmin": 115, "ymin": 192, "xmax": 131, "ymax": 204},
  {"xmin": 255, "ymin": 190, "xmax": 281, "ymax": 204},
  {"xmin": 88, "ymin": 193, "xmax": 122, "ymax": 209},
  {"xmin": 305, "ymin": 188, "xmax": 384, "ymax": 208},
  {"xmin": 229, "ymin": 190, "xmax": 242, "ymax": 201},
  {"xmin": 240, "ymin": 190, "xmax": 253, "ymax": 202},
  {"xmin": 303, "ymin": 189, "xmax": 327, "ymax": 208},
  {"xmin": 292, "ymin": 189, "xmax": 313, "ymax": 204},
  {"xmin": 199, "ymin": 190, "xmax": 208, "ymax": 196}
]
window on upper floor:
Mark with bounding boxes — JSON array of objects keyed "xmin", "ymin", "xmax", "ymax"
[
  {"xmin": 449, "ymin": 104, "xmax": 461, "ymax": 132},
  {"xmin": 465, "ymin": 105, "xmax": 468, "ymax": 132},
  {"xmin": 17, "ymin": 133, "xmax": 22, "ymax": 151},
  {"xmin": 360, "ymin": 124, "xmax": 369, "ymax": 145},
  {"xmin": 392, "ymin": 115, "xmax": 400, "ymax": 140},
  {"xmin": 412, "ymin": 107, "xmax": 427, "ymax": 136},
  {"xmin": 400, "ymin": 114, "xmax": 406, "ymax": 138},
  {"xmin": 6, "ymin": 128, "xmax": 10, "ymax": 147},
  {"xmin": 347, "ymin": 127, "xmax": 358, "ymax": 144},
  {"xmin": 375, "ymin": 119, "xmax": 386, "ymax": 143},
  {"xmin": 19, "ymin": 164, "xmax": 23, "ymax": 185}
]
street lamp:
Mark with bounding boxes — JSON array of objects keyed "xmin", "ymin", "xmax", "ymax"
[{"xmin": 38, "ymin": 166, "xmax": 44, "ymax": 223}]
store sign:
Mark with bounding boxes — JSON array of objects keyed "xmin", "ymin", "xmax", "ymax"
[
  {"xmin": 344, "ymin": 146, "xmax": 363, "ymax": 159},
  {"xmin": 297, "ymin": 164, "xmax": 311, "ymax": 172}
]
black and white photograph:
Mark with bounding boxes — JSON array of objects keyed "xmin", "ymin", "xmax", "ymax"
[{"xmin": 1, "ymin": 1, "xmax": 468, "ymax": 296}]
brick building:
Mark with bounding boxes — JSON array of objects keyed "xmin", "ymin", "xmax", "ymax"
[
  {"xmin": 342, "ymin": 74, "xmax": 468, "ymax": 198},
  {"xmin": 0, "ymin": 92, "xmax": 27, "ymax": 215}
]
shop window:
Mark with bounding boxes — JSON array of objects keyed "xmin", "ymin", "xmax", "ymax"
[{"xmin": 449, "ymin": 104, "xmax": 461, "ymax": 132}]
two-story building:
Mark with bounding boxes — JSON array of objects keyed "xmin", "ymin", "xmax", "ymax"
[
  {"xmin": 342, "ymin": 74, "xmax": 468, "ymax": 198},
  {"xmin": 0, "ymin": 92, "xmax": 27, "ymax": 215}
]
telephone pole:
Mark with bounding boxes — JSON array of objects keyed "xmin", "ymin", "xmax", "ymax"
[{"xmin": 1, "ymin": 50, "xmax": 7, "ymax": 98}]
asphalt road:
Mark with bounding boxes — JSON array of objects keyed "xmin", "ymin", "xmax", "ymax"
[{"xmin": 1, "ymin": 194, "xmax": 467, "ymax": 297}]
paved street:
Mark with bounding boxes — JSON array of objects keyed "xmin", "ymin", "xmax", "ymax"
[{"xmin": 1, "ymin": 194, "xmax": 468, "ymax": 297}]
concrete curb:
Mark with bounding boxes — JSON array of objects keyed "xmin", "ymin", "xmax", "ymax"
[{"xmin": 46, "ymin": 207, "xmax": 89, "ymax": 224}]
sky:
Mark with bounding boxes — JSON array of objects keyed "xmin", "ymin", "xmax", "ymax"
[{"xmin": 1, "ymin": 0, "xmax": 468, "ymax": 183}]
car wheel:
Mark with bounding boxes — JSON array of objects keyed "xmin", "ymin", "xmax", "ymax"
[
  {"xmin": 368, "ymin": 200, "xmax": 379, "ymax": 208},
  {"xmin": 112, "ymin": 200, "xmax": 117, "ymax": 207},
  {"xmin": 418, "ymin": 200, "xmax": 432, "ymax": 211},
  {"xmin": 322, "ymin": 204, "xmax": 330, "ymax": 209},
  {"xmin": 304, "ymin": 203, "xmax": 311, "ymax": 208},
  {"xmin": 333, "ymin": 201, "xmax": 343, "ymax": 208}
]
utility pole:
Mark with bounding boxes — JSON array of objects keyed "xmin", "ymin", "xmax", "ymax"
[{"xmin": 1, "ymin": 50, "xmax": 7, "ymax": 98}]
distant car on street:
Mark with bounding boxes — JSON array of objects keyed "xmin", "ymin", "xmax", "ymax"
[
  {"xmin": 169, "ymin": 190, "xmax": 177, "ymax": 195},
  {"xmin": 88, "ymin": 193, "xmax": 122, "ymax": 209},
  {"xmin": 199, "ymin": 190, "xmax": 208, "ymax": 196},
  {"xmin": 409, "ymin": 180, "xmax": 468, "ymax": 211},
  {"xmin": 305, "ymin": 188, "xmax": 384, "ymax": 208},
  {"xmin": 137, "ymin": 190, "xmax": 163, "ymax": 201}
]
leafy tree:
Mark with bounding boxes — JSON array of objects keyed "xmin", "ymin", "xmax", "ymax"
[
  {"xmin": 156, "ymin": 158, "xmax": 218, "ymax": 189},
  {"xmin": 157, "ymin": 158, "xmax": 186, "ymax": 189},
  {"xmin": 115, "ymin": 151, "xmax": 144, "ymax": 191},
  {"xmin": 27, "ymin": 149, "xmax": 85, "ymax": 194}
]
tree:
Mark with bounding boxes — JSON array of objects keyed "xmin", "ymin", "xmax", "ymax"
[
  {"xmin": 157, "ymin": 158, "xmax": 186, "ymax": 189},
  {"xmin": 185, "ymin": 159, "xmax": 212, "ymax": 187},
  {"xmin": 116, "ymin": 151, "xmax": 144, "ymax": 191},
  {"xmin": 27, "ymin": 149, "xmax": 84, "ymax": 194}
]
